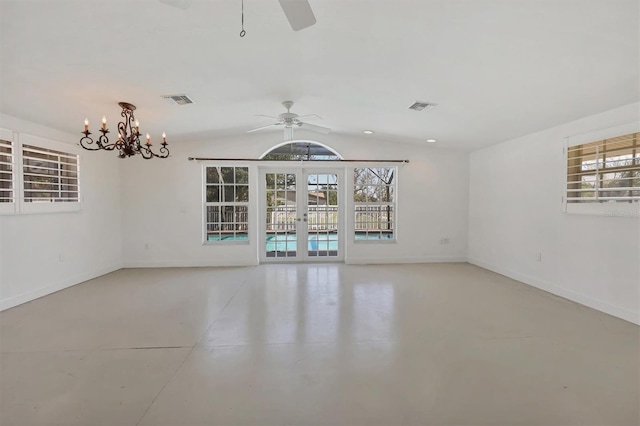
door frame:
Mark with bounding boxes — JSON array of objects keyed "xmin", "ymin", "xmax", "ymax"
[{"xmin": 259, "ymin": 167, "xmax": 345, "ymax": 263}]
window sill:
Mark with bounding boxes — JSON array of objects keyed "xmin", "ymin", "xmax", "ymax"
[
  {"xmin": 565, "ymin": 202, "xmax": 640, "ymax": 217},
  {"xmin": 20, "ymin": 202, "xmax": 81, "ymax": 215},
  {"xmin": 353, "ymin": 239, "xmax": 397, "ymax": 244},
  {"xmin": 1, "ymin": 202, "xmax": 82, "ymax": 215},
  {"xmin": 202, "ymin": 240, "xmax": 251, "ymax": 246}
]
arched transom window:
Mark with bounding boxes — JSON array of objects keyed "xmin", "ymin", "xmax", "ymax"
[{"xmin": 260, "ymin": 141, "xmax": 342, "ymax": 161}]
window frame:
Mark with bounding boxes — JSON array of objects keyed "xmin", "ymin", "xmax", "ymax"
[
  {"xmin": 353, "ymin": 166, "xmax": 397, "ymax": 243},
  {"xmin": 0, "ymin": 130, "xmax": 81, "ymax": 215},
  {"xmin": 563, "ymin": 121, "xmax": 640, "ymax": 217},
  {"xmin": 18, "ymin": 133, "xmax": 81, "ymax": 214},
  {"xmin": 202, "ymin": 165, "xmax": 250, "ymax": 245},
  {"xmin": 0, "ymin": 128, "xmax": 16, "ymax": 214}
]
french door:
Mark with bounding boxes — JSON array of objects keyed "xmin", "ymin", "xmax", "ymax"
[{"xmin": 260, "ymin": 168, "xmax": 343, "ymax": 262}]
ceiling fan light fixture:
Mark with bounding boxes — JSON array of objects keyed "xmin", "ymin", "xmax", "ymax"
[
  {"xmin": 426, "ymin": 139, "xmax": 437, "ymax": 143},
  {"xmin": 363, "ymin": 130, "xmax": 374, "ymax": 134},
  {"xmin": 247, "ymin": 101, "xmax": 331, "ymax": 136}
]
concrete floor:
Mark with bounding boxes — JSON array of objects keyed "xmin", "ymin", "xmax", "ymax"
[{"xmin": 0, "ymin": 263, "xmax": 638, "ymax": 425}]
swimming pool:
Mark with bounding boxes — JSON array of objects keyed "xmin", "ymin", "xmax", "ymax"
[{"xmin": 208, "ymin": 231, "xmax": 393, "ymax": 252}]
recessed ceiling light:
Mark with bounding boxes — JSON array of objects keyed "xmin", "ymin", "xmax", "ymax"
[
  {"xmin": 426, "ymin": 139, "xmax": 437, "ymax": 143},
  {"xmin": 363, "ymin": 130, "xmax": 374, "ymax": 134}
]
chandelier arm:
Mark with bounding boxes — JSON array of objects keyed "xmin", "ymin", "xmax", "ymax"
[
  {"xmin": 137, "ymin": 143, "xmax": 170, "ymax": 159},
  {"xmin": 139, "ymin": 145, "xmax": 154, "ymax": 159},
  {"xmin": 155, "ymin": 143, "xmax": 170, "ymax": 158},
  {"xmin": 80, "ymin": 130, "xmax": 118, "ymax": 151},
  {"xmin": 97, "ymin": 131, "xmax": 117, "ymax": 150},
  {"xmin": 79, "ymin": 131, "xmax": 101, "ymax": 150}
]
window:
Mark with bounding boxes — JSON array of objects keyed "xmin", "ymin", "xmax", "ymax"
[
  {"xmin": 0, "ymin": 133, "xmax": 14, "ymax": 209},
  {"xmin": 260, "ymin": 141, "xmax": 342, "ymax": 161},
  {"xmin": 0, "ymin": 130, "xmax": 80, "ymax": 214},
  {"xmin": 354, "ymin": 167, "xmax": 396, "ymax": 241},
  {"xmin": 566, "ymin": 132, "xmax": 639, "ymax": 206},
  {"xmin": 204, "ymin": 166, "xmax": 249, "ymax": 242},
  {"xmin": 22, "ymin": 144, "xmax": 79, "ymax": 203}
]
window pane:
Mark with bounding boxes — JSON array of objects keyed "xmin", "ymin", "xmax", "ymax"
[
  {"xmin": 567, "ymin": 132, "xmax": 640, "ymax": 203},
  {"xmin": 0, "ymin": 190, "xmax": 12, "ymax": 201},
  {"xmin": 235, "ymin": 167, "xmax": 248, "ymax": 184},
  {"xmin": 22, "ymin": 145, "xmax": 79, "ymax": 204},
  {"xmin": 206, "ymin": 185, "xmax": 219, "ymax": 202},
  {"xmin": 204, "ymin": 166, "xmax": 250, "ymax": 243},
  {"xmin": 224, "ymin": 185, "xmax": 234, "ymax": 202},
  {"xmin": 261, "ymin": 142, "xmax": 341, "ymax": 160},
  {"xmin": 236, "ymin": 185, "xmax": 249, "ymax": 202},
  {"xmin": 354, "ymin": 167, "xmax": 396, "ymax": 242},
  {"xmin": 221, "ymin": 167, "xmax": 235, "ymax": 183},
  {"xmin": 206, "ymin": 167, "xmax": 220, "ymax": 184}
]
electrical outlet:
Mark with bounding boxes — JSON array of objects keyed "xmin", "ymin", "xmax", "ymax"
[
  {"xmin": 440, "ymin": 238, "xmax": 450, "ymax": 245},
  {"xmin": 58, "ymin": 253, "xmax": 65, "ymax": 262}
]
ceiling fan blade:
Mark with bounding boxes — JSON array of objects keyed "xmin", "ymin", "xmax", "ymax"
[
  {"xmin": 298, "ymin": 122, "xmax": 331, "ymax": 134},
  {"xmin": 158, "ymin": 0, "xmax": 193, "ymax": 10},
  {"xmin": 297, "ymin": 113, "xmax": 323, "ymax": 120},
  {"xmin": 247, "ymin": 123, "xmax": 282, "ymax": 133},
  {"xmin": 255, "ymin": 114, "xmax": 280, "ymax": 119},
  {"xmin": 278, "ymin": 0, "xmax": 317, "ymax": 31}
]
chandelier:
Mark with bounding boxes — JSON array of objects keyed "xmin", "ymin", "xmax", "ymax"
[{"xmin": 80, "ymin": 102, "xmax": 169, "ymax": 159}]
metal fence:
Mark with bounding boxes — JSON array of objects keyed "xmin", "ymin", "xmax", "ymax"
[
  {"xmin": 206, "ymin": 205, "xmax": 393, "ymax": 233},
  {"xmin": 206, "ymin": 205, "xmax": 248, "ymax": 231},
  {"xmin": 354, "ymin": 205, "xmax": 393, "ymax": 230},
  {"xmin": 267, "ymin": 206, "xmax": 339, "ymax": 231}
]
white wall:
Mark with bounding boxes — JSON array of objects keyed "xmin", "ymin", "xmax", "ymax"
[
  {"xmin": 468, "ymin": 103, "xmax": 640, "ymax": 324},
  {"xmin": 0, "ymin": 114, "xmax": 123, "ymax": 310},
  {"xmin": 119, "ymin": 131, "xmax": 469, "ymax": 267},
  {"xmin": 4, "ymin": 104, "xmax": 637, "ymax": 324}
]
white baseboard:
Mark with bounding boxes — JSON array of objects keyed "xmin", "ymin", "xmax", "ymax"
[
  {"xmin": 468, "ymin": 257, "xmax": 640, "ymax": 325},
  {"xmin": 0, "ymin": 263, "xmax": 123, "ymax": 312},
  {"xmin": 123, "ymin": 259, "xmax": 259, "ymax": 268},
  {"xmin": 346, "ymin": 255, "xmax": 468, "ymax": 265}
]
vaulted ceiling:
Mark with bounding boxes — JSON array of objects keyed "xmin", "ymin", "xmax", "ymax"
[{"xmin": 1, "ymin": 0, "xmax": 638, "ymax": 150}]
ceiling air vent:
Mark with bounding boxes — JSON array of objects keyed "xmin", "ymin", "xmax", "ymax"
[
  {"xmin": 162, "ymin": 94, "xmax": 194, "ymax": 106},
  {"xmin": 409, "ymin": 101, "xmax": 437, "ymax": 112}
]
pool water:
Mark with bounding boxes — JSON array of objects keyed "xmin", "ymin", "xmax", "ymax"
[
  {"xmin": 266, "ymin": 232, "xmax": 393, "ymax": 252},
  {"xmin": 208, "ymin": 232, "xmax": 393, "ymax": 252},
  {"xmin": 266, "ymin": 233, "xmax": 337, "ymax": 252}
]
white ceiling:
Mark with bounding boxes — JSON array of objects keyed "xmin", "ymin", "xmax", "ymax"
[{"xmin": 1, "ymin": 0, "xmax": 638, "ymax": 150}]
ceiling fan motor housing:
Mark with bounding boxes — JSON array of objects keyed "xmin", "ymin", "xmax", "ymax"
[
  {"xmin": 279, "ymin": 112, "xmax": 299, "ymax": 127},
  {"xmin": 247, "ymin": 100, "xmax": 330, "ymax": 134}
]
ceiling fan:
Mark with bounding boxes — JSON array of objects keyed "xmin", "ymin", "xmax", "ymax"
[
  {"xmin": 158, "ymin": 0, "xmax": 317, "ymax": 32},
  {"xmin": 247, "ymin": 101, "xmax": 331, "ymax": 139}
]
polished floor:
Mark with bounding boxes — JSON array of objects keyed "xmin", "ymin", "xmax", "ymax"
[{"xmin": 1, "ymin": 263, "xmax": 638, "ymax": 426}]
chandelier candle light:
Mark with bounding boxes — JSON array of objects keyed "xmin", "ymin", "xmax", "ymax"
[{"xmin": 80, "ymin": 102, "xmax": 169, "ymax": 159}]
